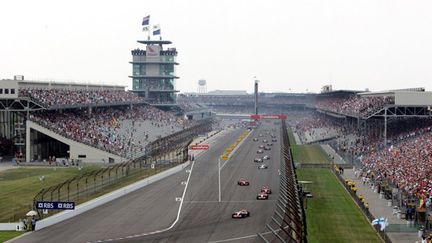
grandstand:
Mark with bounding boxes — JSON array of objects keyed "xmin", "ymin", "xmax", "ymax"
[{"xmin": 0, "ymin": 78, "xmax": 195, "ymax": 164}]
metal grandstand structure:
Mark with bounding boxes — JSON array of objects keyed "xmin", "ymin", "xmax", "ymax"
[{"xmin": 315, "ymin": 89, "xmax": 432, "ymax": 145}]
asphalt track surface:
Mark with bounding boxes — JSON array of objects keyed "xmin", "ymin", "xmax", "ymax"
[{"xmin": 14, "ymin": 121, "xmax": 281, "ymax": 243}]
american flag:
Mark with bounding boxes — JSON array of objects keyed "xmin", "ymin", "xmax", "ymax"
[{"xmin": 142, "ymin": 15, "xmax": 150, "ymax": 26}]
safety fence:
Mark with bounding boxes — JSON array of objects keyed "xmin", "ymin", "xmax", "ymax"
[
  {"xmin": 257, "ymin": 120, "xmax": 305, "ymax": 243},
  {"xmin": 33, "ymin": 141, "xmax": 190, "ymax": 219}
]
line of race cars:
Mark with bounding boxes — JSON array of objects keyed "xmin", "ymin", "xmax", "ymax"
[
  {"xmin": 232, "ymin": 130, "xmax": 277, "ymax": 219},
  {"xmin": 232, "ymin": 181, "xmax": 272, "ymax": 218},
  {"xmin": 254, "ymin": 132, "xmax": 277, "ymax": 170}
]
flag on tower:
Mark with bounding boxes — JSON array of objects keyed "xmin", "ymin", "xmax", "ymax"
[
  {"xmin": 153, "ymin": 24, "xmax": 161, "ymax": 35},
  {"xmin": 142, "ymin": 15, "xmax": 150, "ymax": 31}
]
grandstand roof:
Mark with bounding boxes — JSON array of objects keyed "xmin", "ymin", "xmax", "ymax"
[
  {"xmin": 317, "ymin": 90, "xmax": 362, "ymax": 97},
  {"xmin": 201, "ymin": 90, "xmax": 249, "ymax": 96},
  {"xmin": 360, "ymin": 91, "xmax": 432, "ymax": 106},
  {"xmin": 16, "ymin": 79, "xmax": 126, "ymax": 90}
]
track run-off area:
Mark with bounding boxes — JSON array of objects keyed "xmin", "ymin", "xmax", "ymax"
[{"xmin": 13, "ymin": 121, "xmax": 282, "ymax": 243}]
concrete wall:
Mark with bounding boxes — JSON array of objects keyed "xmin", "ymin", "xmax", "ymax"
[
  {"xmin": 35, "ymin": 161, "xmax": 190, "ymax": 231},
  {"xmin": 395, "ymin": 91, "xmax": 432, "ymax": 106},
  {"xmin": 0, "ymin": 79, "xmax": 19, "ymax": 99},
  {"xmin": 0, "ymin": 223, "xmax": 20, "ymax": 231},
  {"xmin": 26, "ymin": 121, "xmax": 127, "ymax": 163}
]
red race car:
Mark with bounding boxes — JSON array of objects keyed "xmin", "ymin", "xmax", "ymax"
[
  {"xmin": 261, "ymin": 186, "xmax": 272, "ymax": 194},
  {"xmin": 238, "ymin": 179, "xmax": 250, "ymax": 186},
  {"xmin": 256, "ymin": 193, "xmax": 269, "ymax": 200},
  {"xmin": 232, "ymin": 209, "xmax": 250, "ymax": 218}
]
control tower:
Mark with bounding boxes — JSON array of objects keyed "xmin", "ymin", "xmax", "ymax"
[{"xmin": 130, "ymin": 40, "xmax": 179, "ymax": 106}]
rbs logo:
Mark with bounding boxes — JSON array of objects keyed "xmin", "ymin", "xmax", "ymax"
[{"xmin": 36, "ymin": 201, "xmax": 75, "ymax": 210}]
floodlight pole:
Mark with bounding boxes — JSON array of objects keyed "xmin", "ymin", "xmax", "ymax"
[
  {"xmin": 218, "ymin": 158, "xmax": 221, "ymax": 202},
  {"xmin": 254, "ymin": 79, "xmax": 259, "ymax": 115}
]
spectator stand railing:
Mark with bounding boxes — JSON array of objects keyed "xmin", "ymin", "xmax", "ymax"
[
  {"xmin": 46, "ymin": 100, "xmax": 149, "ymax": 110},
  {"xmin": 257, "ymin": 120, "xmax": 305, "ymax": 243},
  {"xmin": 144, "ymin": 118, "xmax": 213, "ymax": 159}
]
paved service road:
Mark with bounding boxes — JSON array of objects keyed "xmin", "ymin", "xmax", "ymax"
[{"xmin": 14, "ymin": 121, "xmax": 281, "ymax": 243}]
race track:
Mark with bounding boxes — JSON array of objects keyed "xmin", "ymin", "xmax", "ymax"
[{"xmin": 14, "ymin": 121, "xmax": 281, "ymax": 243}]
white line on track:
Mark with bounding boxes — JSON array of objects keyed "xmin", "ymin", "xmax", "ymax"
[
  {"xmin": 206, "ymin": 226, "xmax": 289, "ymax": 243},
  {"xmin": 218, "ymin": 129, "xmax": 253, "ymax": 202},
  {"xmin": 184, "ymin": 199, "xmax": 277, "ymax": 204},
  {"xmin": 89, "ymin": 130, "xmax": 228, "ymax": 242},
  {"xmin": 90, "ymin": 160, "xmax": 196, "ymax": 243}
]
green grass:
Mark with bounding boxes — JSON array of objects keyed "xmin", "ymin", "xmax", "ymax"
[
  {"xmin": 0, "ymin": 165, "xmax": 101, "ymax": 222},
  {"xmin": 297, "ymin": 168, "xmax": 381, "ymax": 243},
  {"xmin": 0, "ymin": 231, "xmax": 24, "ymax": 242},
  {"xmin": 287, "ymin": 128, "xmax": 330, "ymax": 164}
]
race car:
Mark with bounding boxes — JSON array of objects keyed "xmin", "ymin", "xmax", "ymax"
[
  {"xmin": 232, "ymin": 209, "xmax": 250, "ymax": 218},
  {"xmin": 261, "ymin": 186, "xmax": 272, "ymax": 194},
  {"xmin": 238, "ymin": 179, "xmax": 250, "ymax": 186},
  {"xmin": 272, "ymin": 138, "xmax": 277, "ymax": 142},
  {"xmin": 256, "ymin": 193, "xmax": 269, "ymax": 200},
  {"xmin": 258, "ymin": 145, "xmax": 265, "ymax": 149},
  {"xmin": 259, "ymin": 134, "xmax": 263, "ymax": 137},
  {"xmin": 263, "ymin": 139, "xmax": 268, "ymax": 143},
  {"xmin": 257, "ymin": 149, "xmax": 264, "ymax": 154},
  {"xmin": 267, "ymin": 143, "xmax": 273, "ymax": 146},
  {"xmin": 253, "ymin": 138, "xmax": 258, "ymax": 142},
  {"xmin": 254, "ymin": 158, "xmax": 263, "ymax": 163},
  {"xmin": 264, "ymin": 146, "xmax": 271, "ymax": 150},
  {"xmin": 263, "ymin": 155, "xmax": 270, "ymax": 160},
  {"xmin": 258, "ymin": 164, "xmax": 268, "ymax": 169}
]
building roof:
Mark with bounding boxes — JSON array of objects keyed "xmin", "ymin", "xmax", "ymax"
[
  {"xmin": 317, "ymin": 90, "xmax": 363, "ymax": 96},
  {"xmin": 359, "ymin": 90, "xmax": 432, "ymax": 106},
  {"xmin": 204, "ymin": 90, "xmax": 249, "ymax": 96}
]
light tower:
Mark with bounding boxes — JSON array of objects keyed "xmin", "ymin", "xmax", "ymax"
[
  {"xmin": 254, "ymin": 78, "xmax": 259, "ymax": 115},
  {"xmin": 198, "ymin": 79, "xmax": 207, "ymax": 94}
]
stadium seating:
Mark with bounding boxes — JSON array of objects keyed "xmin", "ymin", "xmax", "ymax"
[
  {"xmin": 19, "ymin": 88, "xmax": 145, "ymax": 108},
  {"xmin": 315, "ymin": 96, "xmax": 394, "ymax": 117},
  {"xmin": 30, "ymin": 105, "xmax": 192, "ymax": 159}
]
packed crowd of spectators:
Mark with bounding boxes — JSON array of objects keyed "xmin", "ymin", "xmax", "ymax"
[
  {"xmin": 178, "ymin": 94, "xmax": 312, "ymax": 107},
  {"xmin": 359, "ymin": 124, "xmax": 432, "ymax": 198},
  {"xmin": 30, "ymin": 105, "xmax": 193, "ymax": 159},
  {"xmin": 19, "ymin": 88, "xmax": 145, "ymax": 107},
  {"xmin": 176, "ymin": 101, "xmax": 209, "ymax": 112},
  {"xmin": 315, "ymin": 96, "xmax": 394, "ymax": 117},
  {"xmin": 293, "ymin": 112, "xmax": 346, "ymax": 143}
]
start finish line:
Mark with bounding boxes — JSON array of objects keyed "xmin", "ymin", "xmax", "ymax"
[{"xmin": 36, "ymin": 201, "xmax": 75, "ymax": 210}]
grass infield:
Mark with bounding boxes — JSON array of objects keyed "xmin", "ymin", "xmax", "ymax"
[
  {"xmin": 0, "ymin": 231, "xmax": 24, "ymax": 242},
  {"xmin": 0, "ymin": 165, "xmax": 101, "ymax": 222},
  {"xmin": 287, "ymin": 128, "xmax": 330, "ymax": 164},
  {"xmin": 297, "ymin": 168, "xmax": 381, "ymax": 243}
]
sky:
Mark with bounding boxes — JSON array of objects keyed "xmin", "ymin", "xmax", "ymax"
[{"xmin": 1, "ymin": 0, "xmax": 432, "ymax": 93}]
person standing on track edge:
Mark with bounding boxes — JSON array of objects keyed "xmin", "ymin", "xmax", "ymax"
[{"xmin": 31, "ymin": 216, "xmax": 36, "ymax": 231}]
